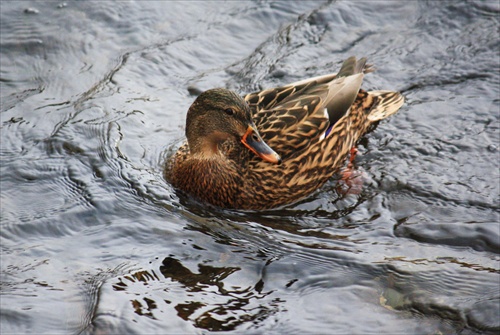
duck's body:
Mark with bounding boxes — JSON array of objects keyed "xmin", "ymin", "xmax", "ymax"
[{"xmin": 165, "ymin": 57, "xmax": 404, "ymax": 210}]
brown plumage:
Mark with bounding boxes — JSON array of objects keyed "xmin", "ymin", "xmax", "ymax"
[{"xmin": 165, "ymin": 56, "xmax": 404, "ymax": 209}]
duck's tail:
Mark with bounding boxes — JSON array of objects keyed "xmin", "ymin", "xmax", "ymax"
[
  {"xmin": 367, "ymin": 90, "xmax": 404, "ymax": 122},
  {"xmin": 336, "ymin": 56, "xmax": 374, "ymax": 78}
]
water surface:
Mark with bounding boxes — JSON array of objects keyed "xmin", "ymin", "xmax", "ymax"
[{"xmin": 1, "ymin": 1, "xmax": 499, "ymax": 334}]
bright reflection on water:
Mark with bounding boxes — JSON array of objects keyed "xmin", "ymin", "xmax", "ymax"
[{"xmin": 1, "ymin": 1, "xmax": 499, "ymax": 334}]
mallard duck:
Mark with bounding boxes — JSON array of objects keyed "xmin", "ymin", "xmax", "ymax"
[{"xmin": 165, "ymin": 56, "xmax": 404, "ymax": 210}]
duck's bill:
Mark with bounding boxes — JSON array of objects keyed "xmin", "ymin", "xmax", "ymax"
[{"xmin": 241, "ymin": 125, "xmax": 282, "ymax": 164}]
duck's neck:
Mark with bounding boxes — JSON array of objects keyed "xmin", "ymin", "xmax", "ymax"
[{"xmin": 188, "ymin": 131, "xmax": 233, "ymax": 160}]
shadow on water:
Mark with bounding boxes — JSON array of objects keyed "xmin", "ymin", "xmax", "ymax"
[{"xmin": 116, "ymin": 257, "xmax": 273, "ymax": 332}]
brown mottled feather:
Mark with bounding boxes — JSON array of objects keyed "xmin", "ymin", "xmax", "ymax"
[{"xmin": 165, "ymin": 56, "xmax": 404, "ymax": 209}]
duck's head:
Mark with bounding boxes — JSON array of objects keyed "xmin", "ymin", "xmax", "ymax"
[{"xmin": 185, "ymin": 88, "xmax": 281, "ymax": 164}]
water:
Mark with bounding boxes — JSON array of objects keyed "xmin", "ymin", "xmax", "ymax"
[{"xmin": 1, "ymin": 1, "xmax": 499, "ymax": 334}]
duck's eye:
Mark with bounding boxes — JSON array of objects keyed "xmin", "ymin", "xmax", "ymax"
[{"xmin": 224, "ymin": 108, "xmax": 234, "ymax": 116}]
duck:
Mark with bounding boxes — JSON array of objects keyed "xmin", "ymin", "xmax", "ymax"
[{"xmin": 165, "ymin": 56, "xmax": 404, "ymax": 210}]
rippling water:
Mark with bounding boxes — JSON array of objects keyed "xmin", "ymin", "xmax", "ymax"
[{"xmin": 1, "ymin": 1, "xmax": 499, "ymax": 334}]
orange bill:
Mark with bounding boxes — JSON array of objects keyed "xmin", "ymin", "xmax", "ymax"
[{"xmin": 241, "ymin": 125, "xmax": 281, "ymax": 164}]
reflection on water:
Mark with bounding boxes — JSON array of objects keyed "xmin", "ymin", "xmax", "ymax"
[
  {"xmin": 111, "ymin": 257, "xmax": 279, "ymax": 332},
  {"xmin": 1, "ymin": 0, "xmax": 499, "ymax": 334}
]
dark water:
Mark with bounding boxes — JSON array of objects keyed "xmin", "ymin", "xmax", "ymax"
[{"xmin": 1, "ymin": 1, "xmax": 499, "ymax": 334}]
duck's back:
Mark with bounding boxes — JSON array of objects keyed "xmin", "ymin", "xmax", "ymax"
[{"xmin": 237, "ymin": 60, "xmax": 403, "ymax": 209}]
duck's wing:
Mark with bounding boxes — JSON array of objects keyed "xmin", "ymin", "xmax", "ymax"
[{"xmin": 244, "ymin": 57, "xmax": 370, "ymax": 159}]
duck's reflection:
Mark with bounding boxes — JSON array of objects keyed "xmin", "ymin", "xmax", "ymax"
[{"xmin": 112, "ymin": 257, "xmax": 279, "ymax": 331}]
